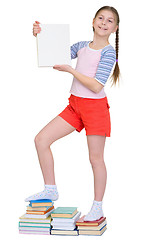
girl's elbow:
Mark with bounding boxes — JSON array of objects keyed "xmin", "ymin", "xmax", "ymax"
[
  {"xmin": 93, "ymin": 86, "xmax": 103, "ymax": 94},
  {"xmin": 94, "ymin": 89, "xmax": 100, "ymax": 94},
  {"xmin": 92, "ymin": 79, "xmax": 104, "ymax": 93}
]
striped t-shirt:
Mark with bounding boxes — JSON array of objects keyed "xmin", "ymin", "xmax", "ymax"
[{"xmin": 70, "ymin": 41, "xmax": 116, "ymax": 99}]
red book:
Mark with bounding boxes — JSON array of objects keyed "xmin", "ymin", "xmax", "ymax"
[{"xmin": 76, "ymin": 216, "xmax": 106, "ymax": 226}]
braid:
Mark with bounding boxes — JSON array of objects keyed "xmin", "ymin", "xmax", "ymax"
[
  {"xmin": 115, "ymin": 27, "xmax": 119, "ymax": 61},
  {"xmin": 110, "ymin": 26, "xmax": 120, "ymax": 85}
]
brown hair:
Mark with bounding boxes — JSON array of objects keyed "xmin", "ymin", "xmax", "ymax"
[{"xmin": 93, "ymin": 6, "xmax": 120, "ymax": 85}]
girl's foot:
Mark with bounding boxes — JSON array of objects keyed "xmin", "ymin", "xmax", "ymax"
[
  {"xmin": 84, "ymin": 200, "xmax": 103, "ymax": 221},
  {"xmin": 25, "ymin": 185, "xmax": 59, "ymax": 202}
]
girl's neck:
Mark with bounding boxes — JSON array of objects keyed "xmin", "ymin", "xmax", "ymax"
[{"xmin": 91, "ymin": 34, "xmax": 110, "ymax": 50}]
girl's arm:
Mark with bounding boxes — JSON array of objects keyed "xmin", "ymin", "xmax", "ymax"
[
  {"xmin": 53, "ymin": 47, "xmax": 116, "ymax": 93},
  {"xmin": 53, "ymin": 65, "xmax": 103, "ymax": 93},
  {"xmin": 70, "ymin": 68, "xmax": 103, "ymax": 93}
]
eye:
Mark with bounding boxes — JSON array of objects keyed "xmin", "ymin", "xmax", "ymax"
[
  {"xmin": 108, "ymin": 20, "xmax": 113, "ymax": 23},
  {"xmin": 98, "ymin": 17, "xmax": 103, "ymax": 19}
]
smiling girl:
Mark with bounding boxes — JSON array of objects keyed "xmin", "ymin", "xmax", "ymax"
[{"xmin": 26, "ymin": 6, "xmax": 120, "ymax": 221}]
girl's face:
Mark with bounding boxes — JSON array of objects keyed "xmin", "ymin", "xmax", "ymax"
[{"xmin": 93, "ymin": 10, "xmax": 118, "ymax": 37}]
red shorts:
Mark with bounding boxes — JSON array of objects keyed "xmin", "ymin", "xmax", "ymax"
[{"xmin": 58, "ymin": 94, "xmax": 111, "ymax": 137}]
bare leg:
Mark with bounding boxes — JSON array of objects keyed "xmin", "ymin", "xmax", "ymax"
[
  {"xmin": 87, "ymin": 135, "xmax": 106, "ymax": 201},
  {"xmin": 34, "ymin": 116, "xmax": 76, "ymax": 185},
  {"xmin": 84, "ymin": 135, "xmax": 106, "ymax": 221},
  {"xmin": 25, "ymin": 116, "xmax": 76, "ymax": 202}
]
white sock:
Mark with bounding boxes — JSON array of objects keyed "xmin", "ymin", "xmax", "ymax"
[
  {"xmin": 25, "ymin": 185, "xmax": 59, "ymax": 202},
  {"xmin": 84, "ymin": 200, "xmax": 104, "ymax": 221}
]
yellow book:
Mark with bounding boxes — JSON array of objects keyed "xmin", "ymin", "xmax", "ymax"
[
  {"xmin": 79, "ymin": 225, "xmax": 107, "ymax": 236},
  {"xmin": 19, "ymin": 214, "xmax": 51, "ymax": 223}
]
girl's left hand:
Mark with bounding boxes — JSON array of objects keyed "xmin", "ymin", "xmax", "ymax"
[{"xmin": 53, "ymin": 64, "xmax": 73, "ymax": 73}]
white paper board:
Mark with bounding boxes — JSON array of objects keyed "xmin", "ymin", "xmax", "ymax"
[{"xmin": 36, "ymin": 24, "xmax": 71, "ymax": 67}]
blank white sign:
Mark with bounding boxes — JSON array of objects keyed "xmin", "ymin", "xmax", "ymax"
[{"xmin": 36, "ymin": 24, "xmax": 71, "ymax": 67}]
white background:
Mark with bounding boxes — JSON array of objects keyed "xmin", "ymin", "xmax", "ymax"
[{"xmin": 0, "ymin": 0, "xmax": 147, "ymax": 239}]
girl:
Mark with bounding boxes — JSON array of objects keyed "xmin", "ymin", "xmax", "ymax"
[{"xmin": 26, "ymin": 6, "xmax": 120, "ymax": 221}]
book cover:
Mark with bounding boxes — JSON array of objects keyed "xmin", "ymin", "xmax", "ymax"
[
  {"xmin": 26, "ymin": 206, "xmax": 54, "ymax": 215},
  {"xmin": 51, "ymin": 229, "xmax": 78, "ymax": 236},
  {"xmin": 79, "ymin": 225, "xmax": 107, "ymax": 236},
  {"xmin": 77, "ymin": 220, "xmax": 107, "ymax": 230},
  {"xmin": 52, "ymin": 211, "xmax": 81, "ymax": 224},
  {"xmin": 30, "ymin": 199, "xmax": 52, "ymax": 203},
  {"xmin": 19, "ymin": 230, "xmax": 50, "ymax": 235},
  {"xmin": 52, "ymin": 225, "xmax": 76, "ymax": 231},
  {"xmin": 52, "ymin": 222, "xmax": 77, "ymax": 227},
  {"xmin": 19, "ymin": 226, "xmax": 50, "ymax": 231},
  {"xmin": 19, "ymin": 214, "xmax": 51, "ymax": 223},
  {"xmin": 30, "ymin": 199, "xmax": 53, "ymax": 207},
  {"xmin": 51, "ymin": 207, "xmax": 77, "ymax": 218},
  {"xmin": 76, "ymin": 216, "xmax": 106, "ymax": 226},
  {"xmin": 27, "ymin": 206, "xmax": 50, "ymax": 211},
  {"xmin": 19, "ymin": 222, "xmax": 50, "ymax": 227},
  {"xmin": 23, "ymin": 208, "xmax": 54, "ymax": 219}
]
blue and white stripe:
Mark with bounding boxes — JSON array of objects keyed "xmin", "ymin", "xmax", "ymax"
[
  {"xmin": 70, "ymin": 41, "xmax": 89, "ymax": 59},
  {"xmin": 95, "ymin": 46, "xmax": 116, "ymax": 85},
  {"xmin": 70, "ymin": 41, "xmax": 116, "ymax": 86}
]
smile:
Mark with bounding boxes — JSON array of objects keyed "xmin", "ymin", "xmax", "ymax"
[{"xmin": 98, "ymin": 26, "xmax": 107, "ymax": 31}]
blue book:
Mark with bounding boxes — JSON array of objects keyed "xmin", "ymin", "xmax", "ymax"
[
  {"xmin": 30, "ymin": 199, "xmax": 53, "ymax": 207},
  {"xmin": 30, "ymin": 199, "xmax": 52, "ymax": 203}
]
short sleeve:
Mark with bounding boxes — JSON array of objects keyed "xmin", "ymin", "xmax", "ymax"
[
  {"xmin": 70, "ymin": 42, "xmax": 80, "ymax": 59},
  {"xmin": 95, "ymin": 47, "xmax": 116, "ymax": 86},
  {"xmin": 70, "ymin": 41, "xmax": 90, "ymax": 59}
]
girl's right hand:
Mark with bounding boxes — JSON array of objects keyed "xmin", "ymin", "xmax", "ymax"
[{"xmin": 33, "ymin": 21, "xmax": 41, "ymax": 37}]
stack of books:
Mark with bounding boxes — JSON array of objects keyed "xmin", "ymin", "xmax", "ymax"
[
  {"xmin": 19, "ymin": 199, "xmax": 54, "ymax": 235},
  {"xmin": 76, "ymin": 216, "xmax": 107, "ymax": 236},
  {"xmin": 50, "ymin": 207, "xmax": 81, "ymax": 236}
]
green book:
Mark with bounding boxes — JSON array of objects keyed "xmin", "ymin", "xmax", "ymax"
[{"xmin": 51, "ymin": 207, "xmax": 77, "ymax": 218}]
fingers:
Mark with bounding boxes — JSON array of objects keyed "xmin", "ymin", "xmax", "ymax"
[
  {"xmin": 53, "ymin": 66, "xmax": 60, "ymax": 71},
  {"xmin": 33, "ymin": 21, "xmax": 41, "ymax": 36},
  {"xmin": 53, "ymin": 66, "xmax": 58, "ymax": 70}
]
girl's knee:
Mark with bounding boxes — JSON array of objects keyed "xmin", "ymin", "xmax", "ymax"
[
  {"xmin": 89, "ymin": 153, "xmax": 104, "ymax": 167},
  {"xmin": 34, "ymin": 134, "xmax": 42, "ymax": 148},
  {"xmin": 34, "ymin": 133, "xmax": 50, "ymax": 149}
]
